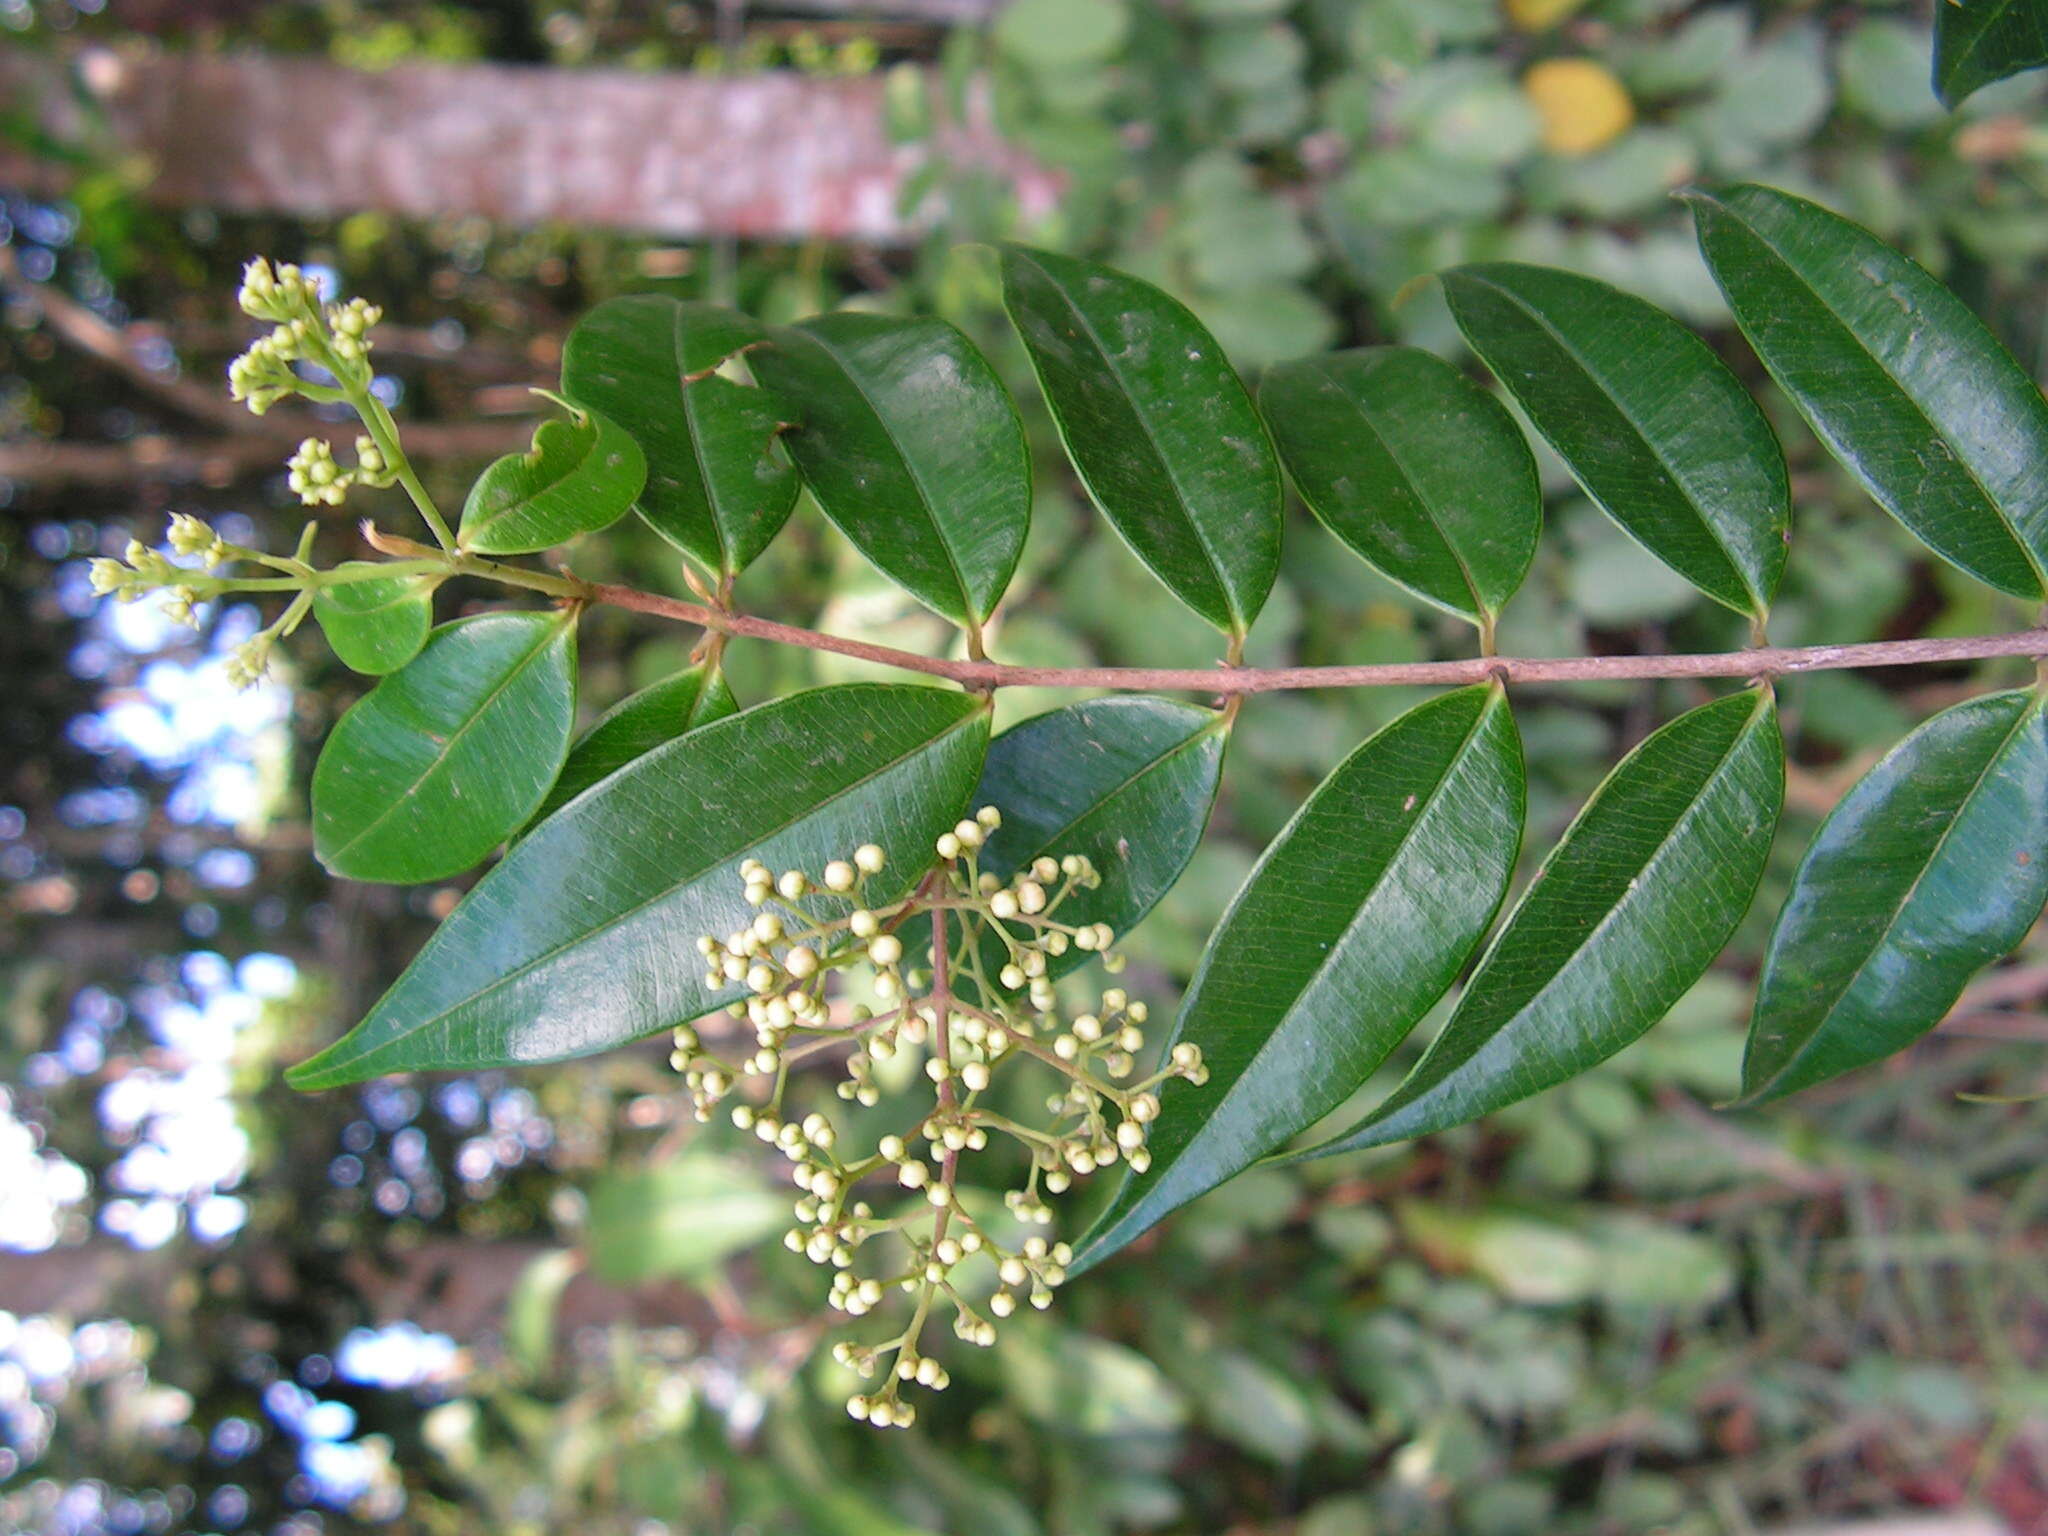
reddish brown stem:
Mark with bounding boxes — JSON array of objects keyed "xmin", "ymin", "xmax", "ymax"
[{"xmin": 586, "ymin": 580, "xmax": 2048, "ymax": 694}]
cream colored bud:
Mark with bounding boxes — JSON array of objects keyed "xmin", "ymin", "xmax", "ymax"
[
  {"xmin": 867, "ymin": 934, "xmax": 903, "ymax": 967},
  {"xmin": 824, "ymin": 860, "xmax": 856, "ymax": 891},
  {"xmin": 778, "ymin": 870, "xmax": 808, "ymax": 899},
  {"xmin": 854, "ymin": 844, "xmax": 887, "ymax": 873},
  {"xmin": 989, "ymin": 890, "xmax": 1020, "ymax": 921},
  {"xmin": 953, "ymin": 819, "xmax": 984, "ymax": 849},
  {"xmin": 935, "ymin": 833, "xmax": 962, "ymax": 860},
  {"xmin": 785, "ymin": 946, "xmax": 819, "ymax": 979},
  {"xmin": 961, "ymin": 1061, "xmax": 991, "ymax": 1093}
]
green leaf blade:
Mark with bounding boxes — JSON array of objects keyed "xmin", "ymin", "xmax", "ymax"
[
  {"xmin": 1687, "ymin": 182, "xmax": 2048, "ymax": 601},
  {"xmin": 1074, "ymin": 684, "xmax": 1524, "ymax": 1273},
  {"xmin": 1304, "ymin": 687, "xmax": 1784, "ymax": 1158},
  {"xmin": 457, "ymin": 402, "xmax": 647, "ymax": 555},
  {"xmin": 311, "ymin": 568, "xmax": 437, "ymax": 675},
  {"xmin": 1745, "ymin": 689, "xmax": 2048, "ymax": 1102},
  {"xmin": 1936, "ymin": 0, "xmax": 2048, "ymax": 107},
  {"xmin": 972, "ymin": 697, "xmax": 1227, "ymax": 984},
  {"xmin": 560, "ymin": 296, "xmax": 799, "ymax": 575},
  {"xmin": 289, "ymin": 684, "xmax": 989, "ymax": 1088},
  {"xmin": 1259, "ymin": 348, "xmax": 1541, "ymax": 626},
  {"xmin": 311, "ymin": 611, "xmax": 578, "ymax": 884},
  {"xmin": 749, "ymin": 313, "xmax": 1032, "ymax": 627},
  {"xmin": 527, "ymin": 663, "xmax": 737, "ymax": 829},
  {"xmin": 1441, "ymin": 262, "xmax": 1789, "ymax": 621},
  {"xmin": 1000, "ymin": 244, "xmax": 1283, "ymax": 636}
]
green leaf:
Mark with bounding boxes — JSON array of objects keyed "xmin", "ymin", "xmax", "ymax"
[
  {"xmin": 527, "ymin": 664, "xmax": 736, "ymax": 828},
  {"xmin": 1302, "ymin": 687, "xmax": 1783, "ymax": 1157},
  {"xmin": 312, "ymin": 568, "xmax": 436, "ymax": 675},
  {"xmin": 311, "ymin": 611, "xmax": 577, "ymax": 885},
  {"xmin": 1687, "ymin": 183, "xmax": 2048, "ymax": 601},
  {"xmin": 1935, "ymin": 0, "xmax": 2048, "ymax": 107},
  {"xmin": 1000, "ymin": 244, "xmax": 1283, "ymax": 636},
  {"xmin": 971, "ymin": 697, "xmax": 1227, "ymax": 986},
  {"xmin": 457, "ymin": 398, "xmax": 647, "ymax": 555},
  {"xmin": 289, "ymin": 685, "xmax": 988, "ymax": 1087},
  {"xmin": 1075, "ymin": 684, "xmax": 1523, "ymax": 1272},
  {"xmin": 584, "ymin": 1156, "xmax": 790, "ymax": 1285},
  {"xmin": 1441, "ymin": 262, "xmax": 1789, "ymax": 621},
  {"xmin": 1745, "ymin": 689, "xmax": 2048, "ymax": 1102},
  {"xmin": 1259, "ymin": 349, "xmax": 1541, "ymax": 627},
  {"xmin": 560, "ymin": 296, "xmax": 799, "ymax": 575},
  {"xmin": 748, "ymin": 313, "xmax": 1032, "ymax": 628}
]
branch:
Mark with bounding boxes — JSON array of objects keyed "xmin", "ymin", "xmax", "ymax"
[{"xmin": 585, "ymin": 580, "xmax": 2048, "ymax": 693}]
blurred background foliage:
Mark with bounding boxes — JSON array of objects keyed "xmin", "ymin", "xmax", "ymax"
[{"xmin": 4, "ymin": 0, "xmax": 2048, "ymax": 1533}]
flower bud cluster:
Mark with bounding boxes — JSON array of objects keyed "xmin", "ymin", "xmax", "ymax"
[
  {"xmin": 285, "ymin": 435, "xmax": 390, "ymax": 508},
  {"xmin": 679, "ymin": 809, "xmax": 1207, "ymax": 1428},
  {"xmin": 228, "ymin": 257, "xmax": 384, "ymax": 415}
]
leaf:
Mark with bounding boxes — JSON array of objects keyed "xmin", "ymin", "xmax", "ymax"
[
  {"xmin": 1744, "ymin": 689, "xmax": 2048, "ymax": 1102},
  {"xmin": 1935, "ymin": 0, "xmax": 2048, "ymax": 107},
  {"xmin": 584, "ymin": 1156, "xmax": 789, "ymax": 1285},
  {"xmin": 504, "ymin": 1250, "xmax": 579, "ymax": 1376},
  {"xmin": 457, "ymin": 397, "xmax": 647, "ymax": 555},
  {"xmin": 289, "ymin": 685, "xmax": 988, "ymax": 1087},
  {"xmin": 1000, "ymin": 244, "xmax": 1283, "ymax": 636},
  {"xmin": 748, "ymin": 313, "xmax": 1032, "ymax": 628},
  {"xmin": 527, "ymin": 664, "xmax": 736, "ymax": 828},
  {"xmin": 1687, "ymin": 182, "xmax": 2048, "ymax": 601},
  {"xmin": 1301, "ymin": 687, "xmax": 1783, "ymax": 1158},
  {"xmin": 311, "ymin": 611, "xmax": 578, "ymax": 885},
  {"xmin": 559, "ymin": 296, "xmax": 799, "ymax": 575},
  {"xmin": 1075, "ymin": 684, "xmax": 1523, "ymax": 1272},
  {"xmin": 970, "ymin": 697, "xmax": 1228, "ymax": 987},
  {"xmin": 1441, "ymin": 262, "xmax": 1789, "ymax": 620},
  {"xmin": 312, "ymin": 567, "xmax": 436, "ymax": 675},
  {"xmin": 1259, "ymin": 348, "xmax": 1541, "ymax": 628}
]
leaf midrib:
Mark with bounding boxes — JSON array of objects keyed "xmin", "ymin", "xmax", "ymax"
[
  {"xmin": 1306, "ymin": 356, "xmax": 1487, "ymax": 620},
  {"xmin": 1152, "ymin": 691, "xmax": 1502, "ymax": 1169},
  {"xmin": 468, "ymin": 416, "xmax": 600, "ymax": 546},
  {"xmin": 991, "ymin": 707, "xmax": 1221, "ymax": 879},
  {"xmin": 326, "ymin": 702, "xmax": 983, "ymax": 1069},
  {"xmin": 1463, "ymin": 270, "xmax": 1763, "ymax": 614},
  {"xmin": 325, "ymin": 616, "xmax": 565, "ymax": 862},
  {"xmin": 1012, "ymin": 251, "xmax": 1240, "ymax": 628},
  {"xmin": 1709, "ymin": 200, "xmax": 2048, "ymax": 595},
  {"xmin": 796, "ymin": 321, "xmax": 980, "ymax": 623},
  {"xmin": 1753, "ymin": 693, "xmax": 2037, "ymax": 1096}
]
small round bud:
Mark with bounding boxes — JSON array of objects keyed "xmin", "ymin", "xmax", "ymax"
[
  {"xmin": 989, "ymin": 891, "xmax": 1020, "ymax": 921},
  {"xmin": 854, "ymin": 844, "xmax": 886, "ymax": 874},
  {"xmin": 953, "ymin": 819, "xmax": 984, "ymax": 849},
  {"xmin": 751, "ymin": 912, "xmax": 784, "ymax": 944},
  {"xmin": 785, "ymin": 945, "xmax": 819, "ymax": 979},
  {"xmin": 778, "ymin": 870, "xmax": 808, "ymax": 899},
  {"xmin": 935, "ymin": 833, "xmax": 962, "ymax": 860},
  {"xmin": 867, "ymin": 934, "xmax": 903, "ymax": 967},
  {"xmin": 824, "ymin": 860, "xmax": 856, "ymax": 892},
  {"xmin": 961, "ymin": 1061, "xmax": 991, "ymax": 1093}
]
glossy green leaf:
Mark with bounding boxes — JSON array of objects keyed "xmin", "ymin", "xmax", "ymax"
[
  {"xmin": 1441, "ymin": 262, "xmax": 1789, "ymax": 621},
  {"xmin": 1745, "ymin": 689, "xmax": 2048, "ymax": 1102},
  {"xmin": 1000, "ymin": 244, "xmax": 1283, "ymax": 636},
  {"xmin": 749, "ymin": 313, "xmax": 1031, "ymax": 627},
  {"xmin": 1935, "ymin": 0, "xmax": 2048, "ymax": 107},
  {"xmin": 312, "ymin": 568, "xmax": 436, "ymax": 675},
  {"xmin": 584, "ymin": 1157, "xmax": 789, "ymax": 1285},
  {"xmin": 1075, "ymin": 684, "xmax": 1524, "ymax": 1273},
  {"xmin": 457, "ymin": 398, "xmax": 646, "ymax": 555},
  {"xmin": 969, "ymin": 697, "xmax": 1227, "ymax": 987},
  {"xmin": 289, "ymin": 685, "xmax": 988, "ymax": 1088},
  {"xmin": 1688, "ymin": 183, "xmax": 2048, "ymax": 601},
  {"xmin": 311, "ymin": 611, "xmax": 577, "ymax": 885},
  {"xmin": 1302, "ymin": 687, "xmax": 1783, "ymax": 1158},
  {"xmin": 1259, "ymin": 349, "xmax": 1540, "ymax": 627},
  {"xmin": 527, "ymin": 664, "xmax": 737, "ymax": 828},
  {"xmin": 559, "ymin": 296, "xmax": 798, "ymax": 575}
]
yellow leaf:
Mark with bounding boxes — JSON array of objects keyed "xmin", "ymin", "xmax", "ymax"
[
  {"xmin": 1522, "ymin": 58, "xmax": 1635, "ymax": 155},
  {"xmin": 1506, "ymin": 0, "xmax": 1590, "ymax": 32}
]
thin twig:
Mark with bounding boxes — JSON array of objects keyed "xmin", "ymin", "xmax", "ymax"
[{"xmin": 585, "ymin": 577, "xmax": 2048, "ymax": 693}]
